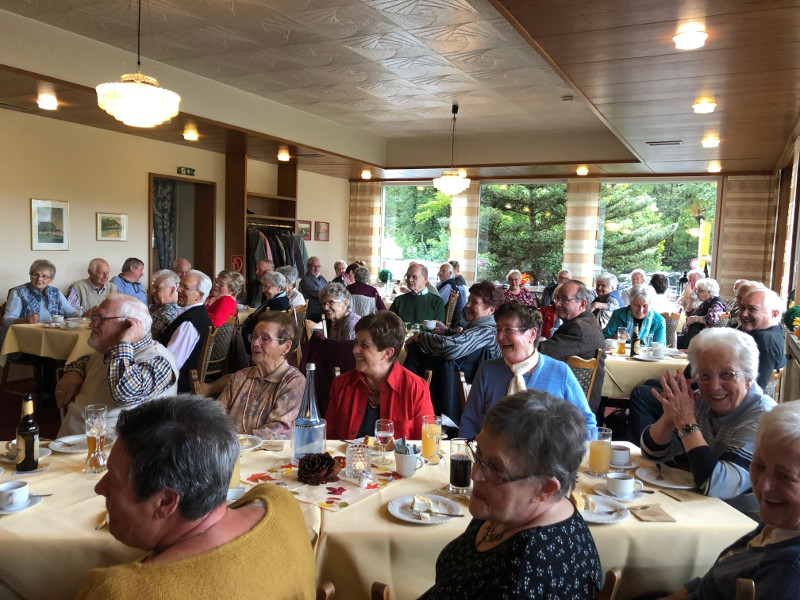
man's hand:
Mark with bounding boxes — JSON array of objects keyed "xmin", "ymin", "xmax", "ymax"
[
  {"xmin": 26, "ymin": 313, "xmax": 39, "ymax": 324},
  {"xmin": 56, "ymin": 371, "xmax": 84, "ymax": 410},
  {"xmin": 118, "ymin": 318, "xmax": 144, "ymax": 344}
]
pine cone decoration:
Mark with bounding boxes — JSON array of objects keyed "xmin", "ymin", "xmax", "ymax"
[{"xmin": 297, "ymin": 453, "xmax": 345, "ymax": 485}]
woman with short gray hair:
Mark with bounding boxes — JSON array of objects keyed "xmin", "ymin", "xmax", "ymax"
[
  {"xmin": 277, "ymin": 265, "xmax": 304, "ymax": 309},
  {"xmin": 504, "ymin": 269, "xmax": 536, "ymax": 306},
  {"xmin": 240, "ymin": 271, "xmax": 290, "ymax": 353},
  {"xmin": 677, "ymin": 277, "xmax": 725, "ymax": 349},
  {"xmin": 319, "ymin": 282, "xmax": 359, "ymax": 340},
  {"xmin": 591, "ymin": 272, "xmax": 621, "ymax": 327},
  {"xmin": 603, "ymin": 283, "xmax": 665, "ymax": 344}
]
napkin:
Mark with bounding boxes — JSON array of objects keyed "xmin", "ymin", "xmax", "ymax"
[
  {"xmin": 659, "ymin": 489, "xmax": 703, "ymax": 502},
  {"xmin": 631, "ymin": 504, "xmax": 675, "ymax": 522},
  {"xmin": 259, "ymin": 440, "xmax": 285, "ymax": 451},
  {"xmin": 394, "ymin": 439, "xmax": 419, "ymax": 455}
]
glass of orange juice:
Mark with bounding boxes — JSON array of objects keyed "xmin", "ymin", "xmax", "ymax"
[
  {"xmin": 588, "ymin": 427, "xmax": 612, "ymax": 477},
  {"xmin": 422, "ymin": 415, "xmax": 442, "ymax": 463}
]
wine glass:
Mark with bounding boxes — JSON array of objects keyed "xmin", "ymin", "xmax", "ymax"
[{"xmin": 374, "ymin": 419, "xmax": 394, "ymax": 465}]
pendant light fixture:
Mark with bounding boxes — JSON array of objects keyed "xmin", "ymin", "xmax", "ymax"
[
  {"xmin": 96, "ymin": 0, "xmax": 180, "ymax": 128},
  {"xmin": 433, "ymin": 104, "xmax": 471, "ymax": 196}
]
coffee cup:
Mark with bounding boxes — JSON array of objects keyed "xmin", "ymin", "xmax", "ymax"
[
  {"xmin": 51, "ymin": 315, "xmax": 64, "ymax": 324},
  {"xmin": 0, "ymin": 481, "xmax": 30, "ymax": 509},
  {"xmin": 394, "ymin": 449, "xmax": 426, "ymax": 478},
  {"xmin": 610, "ymin": 445, "xmax": 631, "ymax": 466},
  {"xmin": 650, "ymin": 342, "xmax": 665, "ymax": 358},
  {"xmin": 605, "ymin": 338, "xmax": 617, "ymax": 350},
  {"xmin": 66, "ymin": 318, "xmax": 80, "ymax": 329},
  {"xmin": 423, "ymin": 319, "xmax": 437, "ymax": 331},
  {"xmin": 605, "ymin": 473, "xmax": 643, "ymax": 499}
]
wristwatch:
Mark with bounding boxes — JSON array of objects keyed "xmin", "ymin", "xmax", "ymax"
[{"xmin": 678, "ymin": 423, "xmax": 700, "ymax": 439}]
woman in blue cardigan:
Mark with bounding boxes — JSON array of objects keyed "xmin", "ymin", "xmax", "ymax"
[{"xmin": 602, "ymin": 284, "xmax": 665, "ymax": 345}]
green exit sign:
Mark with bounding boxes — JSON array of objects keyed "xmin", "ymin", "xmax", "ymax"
[{"xmin": 177, "ymin": 167, "xmax": 195, "ymax": 176}]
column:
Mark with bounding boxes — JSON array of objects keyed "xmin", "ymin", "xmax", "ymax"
[
  {"xmin": 347, "ymin": 181, "xmax": 382, "ymax": 275},
  {"xmin": 563, "ymin": 179, "xmax": 601, "ymax": 286},
  {"xmin": 449, "ymin": 180, "xmax": 481, "ymax": 284}
]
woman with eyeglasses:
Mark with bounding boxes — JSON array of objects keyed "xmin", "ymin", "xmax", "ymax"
[
  {"xmin": 219, "ymin": 312, "xmax": 304, "ymax": 440},
  {"xmin": 641, "ymin": 328, "xmax": 776, "ymax": 517},
  {"xmin": 319, "ymin": 282, "xmax": 360, "ymax": 341},
  {"xmin": 240, "ymin": 271, "xmax": 291, "ymax": 354},
  {"xmin": 419, "ymin": 390, "xmax": 602, "ymax": 600},
  {"xmin": 459, "ymin": 301, "xmax": 596, "ymax": 439},
  {"xmin": 204, "ymin": 269, "xmax": 244, "ymax": 327},
  {"xmin": 503, "ymin": 269, "xmax": 537, "ymax": 306}
]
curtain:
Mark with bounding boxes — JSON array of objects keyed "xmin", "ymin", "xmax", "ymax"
[
  {"xmin": 348, "ymin": 181, "xmax": 382, "ymax": 274},
  {"xmin": 152, "ymin": 178, "xmax": 177, "ymax": 270}
]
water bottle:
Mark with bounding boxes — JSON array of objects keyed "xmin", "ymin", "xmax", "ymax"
[{"xmin": 290, "ymin": 363, "xmax": 327, "ymax": 465}]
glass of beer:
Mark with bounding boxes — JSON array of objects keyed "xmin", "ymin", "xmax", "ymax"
[
  {"xmin": 85, "ymin": 404, "xmax": 107, "ymax": 474},
  {"xmin": 616, "ymin": 330, "xmax": 627, "ymax": 355},
  {"xmin": 449, "ymin": 438, "xmax": 472, "ymax": 494},
  {"xmin": 588, "ymin": 426, "xmax": 613, "ymax": 477}
]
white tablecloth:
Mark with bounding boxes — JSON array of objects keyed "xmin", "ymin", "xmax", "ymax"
[{"xmin": 602, "ymin": 352, "xmax": 689, "ymax": 397}]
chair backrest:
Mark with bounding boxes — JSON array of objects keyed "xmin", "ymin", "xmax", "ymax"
[
  {"xmin": 764, "ymin": 367, "xmax": 784, "ymax": 399},
  {"xmin": 195, "ymin": 326, "xmax": 218, "ymax": 383},
  {"xmin": 734, "ymin": 578, "xmax": 755, "ymax": 600},
  {"xmin": 371, "ymin": 582, "xmax": 390, "ymax": 600},
  {"xmin": 712, "ymin": 311, "xmax": 731, "ymax": 328},
  {"xmin": 444, "ymin": 289, "xmax": 460, "ymax": 328},
  {"xmin": 661, "ymin": 312, "xmax": 680, "ymax": 348},
  {"xmin": 566, "ymin": 349, "xmax": 602, "ymax": 403},
  {"xmin": 316, "ymin": 580, "xmax": 335, "ymax": 600},
  {"xmin": 423, "ymin": 369, "xmax": 433, "ymax": 388},
  {"xmin": 596, "ymin": 567, "xmax": 622, "ymax": 600},
  {"xmin": 349, "ymin": 293, "xmax": 378, "ymax": 318},
  {"xmin": 293, "ymin": 299, "xmax": 309, "ymax": 330},
  {"xmin": 458, "ymin": 370, "xmax": 471, "ymax": 410},
  {"xmin": 189, "ymin": 369, "xmax": 232, "ymax": 398},
  {"xmin": 201, "ymin": 315, "xmax": 237, "ymax": 382}
]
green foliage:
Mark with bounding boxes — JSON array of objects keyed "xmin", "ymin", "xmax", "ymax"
[{"xmin": 384, "ymin": 186, "xmax": 450, "ymax": 263}]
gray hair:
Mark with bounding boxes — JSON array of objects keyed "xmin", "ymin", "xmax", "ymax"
[
  {"xmin": 29, "ymin": 259, "xmax": 56, "ymax": 278},
  {"xmin": 481, "ymin": 390, "xmax": 587, "ymax": 499},
  {"xmin": 153, "ymin": 269, "xmax": 180, "ymax": 288},
  {"xmin": 262, "ymin": 271, "xmax": 286, "ymax": 291},
  {"xmin": 115, "ymin": 395, "xmax": 239, "ymax": 521},
  {"xmin": 743, "ymin": 286, "xmax": 784, "ymax": 316},
  {"xmin": 122, "ymin": 257, "xmax": 144, "ymax": 273},
  {"xmin": 409, "ymin": 262, "xmax": 428, "ymax": 279},
  {"xmin": 319, "ymin": 282, "xmax": 351, "ymax": 305},
  {"xmin": 558, "ymin": 280, "xmax": 594, "ymax": 304},
  {"xmin": 440, "ymin": 262, "xmax": 453, "ymax": 276},
  {"xmin": 688, "ymin": 269, "xmax": 704, "ymax": 279},
  {"xmin": 354, "ymin": 266, "xmax": 371, "ymax": 284},
  {"xmin": 695, "ymin": 278, "xmax": 720, "ymax": 296},
  {"xmin": 217, "ymin": 269, "xmax": 245, "ymax": 297},
  {"xmin": 755, "ymin": 399, "xmax": 800, "ymax": 454},
  {"xmin": 628, "ymin": 283, "xmax": 655, "ymax": 305},
  {"xmin": 88, "ymin": 258, "xmax": 109, "ymax": 273},
  {"xmin": 687, "ymin": 328, "xmax": 759, "ymax": 383},
  {"xmin": 597, "ymin": 272, "xmax": 618, "ymax": 290},
  {"xmin": 276, "ymin": 265, "xmax": 298, "ymax": 287},
  {"xmin": 106, "ymin": 293, "xmax": 153, "ymax": 331},
  {"xmin": 506, "ymin": 269, "xmax": 523, "ymax": 281},
  {"xmin": 558, "ymin": 269, "xmax": 572, "ymax": 278},
  {"xmin": 186, "ymin": 269, "xmax": 212, "ymax": 297},
  {"xmin": 334, "ymin": 260, "xmax": 347, "ymax": 270},
  {"xmin": 631, "ymin": 268, "xmax": 646, "ymax": 278}
]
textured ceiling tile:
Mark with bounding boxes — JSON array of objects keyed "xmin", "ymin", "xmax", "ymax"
[
  {"xmin": 408, "ymin": 22, "xmax": 504, "ymax": 54},
  {"xmin": 365, "ymin": 0, "xmax": 480, "ymax": 30},
  {"xmin": 443, "ymin": 46, "xmax": 538, "ymax": 74},
  {"xmin": 376, "ymin": 54, "xmax": 459, "ymax": 78},
  {"xmin": 406, "ymin": 72, "xmax": 479, "ymax": 94},
  {"xmin": 344, "ymin": 31, "xmax": 431, "ymax": 60},
  {"xmin": 293, "ymin": 4, "xmax": 396, "ymax": 40}
]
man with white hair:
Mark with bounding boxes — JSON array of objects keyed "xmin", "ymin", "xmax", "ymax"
[
  {"xmin": 158, "ymin": 270, "xmax": 213, "ymax": 392},
  {"xmin": 738, "ymin": 286, "xmax": 786, "ymax": 389},
  {"xmin": 619, "ymin": 269, "xmax": 646, "ymax": 306},
  {"xmin": 540, "ymin": 268, "xmax": 571, "ymax": 306},
  {"xmin": 67, "ymin": 258, "xmax": 118, "ymax": 312},
  {"xmin": 55, "ymin": 294, "xmax": 178, "ymax": 436},
  {"xmin": 437, "ymin": 262, "xmax": 465, "ymax": 328}
]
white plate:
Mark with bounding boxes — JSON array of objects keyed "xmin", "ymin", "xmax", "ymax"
[
  {"xmin": 0, "ymin": 446, "xmax": 51, "ymax": 463},
  {"xmin": 42, "ymin": 322, "xmax": 64, "ymax": 329},
  {"xmin": 593, "ymin": 483, "xmax": 646, "ymax": 502},
  {"xmin": 580, "ymin": 494, "xmax": 629, "ymax": 524},
  {"xmin": 609, "ymin": 459, "xmax": 638, "ymax": 470},
  {"xmin": 631, "ymin": 355, "xmax": 664, "ymax": 362},
  {"xmin": 388, "ymin": 494, "xmax": 461, "ymax": 524},
  {"xmin": 664, "ymin": 349, "xmax": 685, "ymax": 357},
  {"xmin": 636, "ymin": 465, "xmax": 695, "ymax": 489},
  {"xmin": 49, "ymin": 434, "xmax": 116, "ymax": 454},
  {"xmin": 238, "ymin": 434, "xmax": 263, "ymax": 452},
  {"xmin": 0, "ymin": 495, "xmax": 43, "ymax": 515}
]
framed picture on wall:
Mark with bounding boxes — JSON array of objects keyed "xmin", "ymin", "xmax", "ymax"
[
  {"xmin": 297, "ymin": 220, "xmax": 311, "ymax": 241},
  {"xmin": 96, "ymin": 212, "xmax": 128, "ymax": 241},
  {"xmin": 31, "ymin": 198, "xmax": 69, "ymax": 251},
  {"xmin": 314, "ymin": 221, "xmax": 330, "ymax": 242}
]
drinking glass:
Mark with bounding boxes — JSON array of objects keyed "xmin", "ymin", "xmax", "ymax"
[
  {"xmin": 85, "ymin": 404, "xmax": 108, "ymax": 474},
  {"xmin": 587, "ymin": 426, "xmax": 612, "ymax": 477},
  {"xmin": 448, "ymin": 438, "xmax": 472, "ymax": 494},
  {"xmin": 374, "ymin": 419, "xmax": 394, "ymax": 465},
  {"xmin": 616, "ymin": 330, "xmax": 627, "ymax": 354},
  {"xmin": 421, "ymin": 415, "xmax": 443, "ymax": 464}
]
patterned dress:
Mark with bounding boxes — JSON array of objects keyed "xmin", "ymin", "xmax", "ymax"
[{"xmin": 503, "ymin": 287, "xmax": 537, "ymax": 306}]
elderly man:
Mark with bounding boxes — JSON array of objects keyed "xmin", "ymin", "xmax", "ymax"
[
  {"xmin": 346, "ymin": 266, "xmax": 386, "ymax": 317},
  {"xmin": 148, "ymin": 269, "xmax": 180, "ymax": 339},
  {"xmin": 729, "ymin": 279, "xmax": 760, "ymax": 329},
  {"xmin": 76, "ymin": 396, "xmax": 316, "ymax": 599},
  {"xmin": 299, "ymin": 256, "xmax": 327, "ymax": 322},
  {"xmin": 171, "ymin": 258, "xmax": 191, "ymax": 278},
  {"xmin": 331, "ymin": 259, "xmax": 347, "ymax": 284},
  {"xmin": 55, "ymin": 294, "xmax": 177, "ymax": 437},
  {"xmin": 389, "ymin": 263, "xmax": 445, "ymax": 324},
  {"xmin": 436, "ymin": 262, "xmax": 465, "ymax": 328},
  {"xmin": 540, "ymin": 268, "xmax": 572, "ymax": 306},
  {"xmin": 111, "ymin": 258, "xmax": 147, "ymax": 304},
  {"xmin": 619, "ymin": 268, "xmax": 646, "ymax": 306},
  {"xmin": 246, "ymin": 259, "xmax": 273, "ymax": 308},
  {"xmin": 67, "ymin": 258, "xmax": 118, "ymax": 312},
  {"xmin": 539, "ymin": 280, "xmax": 606, "ymax": 412},
  {"xmin": 738, "ymin": 286, "xmax": 786, "ymax": 388},
  {"xmin": 157, "ymin": 270, "xmax": 212, "ymax": 392}
]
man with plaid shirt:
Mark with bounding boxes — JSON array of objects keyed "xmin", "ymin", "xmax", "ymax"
[{"xmin": 55, "ymin": 294, "xmax": 178, "ymax": 436}]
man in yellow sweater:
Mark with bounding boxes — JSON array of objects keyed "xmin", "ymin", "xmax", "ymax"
[{"xmin": 76, "ymin": 396, "xmax": 317, "ymax": 599}]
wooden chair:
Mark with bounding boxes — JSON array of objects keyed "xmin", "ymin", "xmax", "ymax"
[
  {"xmin": 661, "ymin": 312, "xmax": 680, "ymax": 348},
  {"xmin": 293, "ymin": 299, "xmax": 309, "ymax": 330},
  {"xmin": 196, "ymin": 315, "xmax": 237, "ymax": 383},
  {"xmin": 189, "ymin": 369, "xmax": 231, "ymax": 398},
  {"xmin": 566, "ymin": 349, "xmax": 602, "ymax": 403},
  {"xmin": 444, "ymin": 288, "xmax": 460, "ymax": 328},
  {"xmin": 458, "ymin": 370, "xmax": 471, "ymax": 410},
  {"xmin": 734, "ymin": 578, "xmax": 755, "ymax": 600},
  {"xmin": 423, "ymin": 369, "xmax": 433, "ymax": 388},
  {"xmin": 596, "ymin": 567, "xmax": 622, "ymax": 600},
  {"xmin": 371, "ymin": 582, "xmax": 390, "ymax": 600},
  {"xmin": 764, "ymin": 367, "xmax": 783, "ymax": 400},
  {"xmin": 316, "ymin": 580, "xmax": 335, "ymax": 600}
]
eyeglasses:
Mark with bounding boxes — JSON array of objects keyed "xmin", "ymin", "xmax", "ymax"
[
  {"xmin": 694, "ymin": 371, "xmax": 741, "ymax": 384},
  {"xmin": 30, "ymin": 273, "xmax": 52, "ymax": 281},
  {"xmin": 405, "ymin": 274, "xmax": 421, "ymax": 280},
  {"xmin": 322, "ymin": 300, "xmax": 342, "ymax": 308},
  {"xmin": 90, "ymin": 315, "xmax": 127, "ymax": 325},
  {"xmin": 248, "ymin": 334, "xmax": 288, "ymax": 345},
  {"xmin": 496, "ymin": 326, "xmax": 527, "ymax": 335},
  {"xmin": 213, "ymin": 279, "xmax": 230, "ymax": 287},
  {"xmin": 466, "ymin": 442, "xmax": 535, "ymax": 486},
  {"xmin": 553, "ymin": 296, "xmax": 580, "ymax": 304}
]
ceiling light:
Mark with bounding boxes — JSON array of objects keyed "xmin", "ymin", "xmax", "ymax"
[
  {"xmin": 37, "ymin": 92, "xmax": 58, "ymax": 110},
  {"xmin": 707, "ymin": 162, "xmax": 722, "ymax": 173},
  {"xmin": 673, "ymin": 24, "xmax": 708, "ymax": 50},
  {"xmin": 183, "ymin": 120, "xmax": 198, "ymax": 141},
  {"xmin": 361, "ymin": 170, "xmax": 372, "ymax": 180},
  {"xmin": 417, "ymin": 186, "xmax": 425, "ymax": 191},
  {"xmin": 701, "ymin": 136, "xmax": 719, "ymax": 148},
  {"xmin": 433, "ymin": 105, "xmax": 471, "ymax": 196},
  {"xmin": 277, "ymin": 146, "xmax": 290, "ymax": 162},
  {"xmin": 499, "ymin": 185, "xmax": 508, "ymax": 190},
  {"xmin": 95, "ymin": 0, "xmax": 180, "ymax": 127},
  {"xmin": 576, "ymin": 166, "xmax": 589, "ymax": 176},
  {"xmin": 692, "ymin": 99, "xmax": 717, "ymax": 114}
]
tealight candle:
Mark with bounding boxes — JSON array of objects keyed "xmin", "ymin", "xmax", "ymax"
[{"xmin": 346, "ymin": 443, "xmax": 372, "ymax": 479}]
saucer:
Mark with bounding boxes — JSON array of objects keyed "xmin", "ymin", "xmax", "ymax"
[
  {"xmin": 593, "ymin": 483, "xmax": 645, "ymax": 502},
  {"xmin": 609, "ymin": 459, "xmax": 638, "ymax": 470},
  {"xmin": 0, "ymin": 447, "xmax": 52, "ymax": 463},
  {"xmin": 0, "ymin": 495, "xmax": 43, "ymax": 515}
]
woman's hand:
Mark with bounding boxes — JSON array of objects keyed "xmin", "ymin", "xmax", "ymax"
[
  {"xmin": 22, "ymin": 313, "xmax": 39, "ymax": 324},
  {"xmin": 653, "ymin": 369, "xmax": 697, "ymax": 429}
]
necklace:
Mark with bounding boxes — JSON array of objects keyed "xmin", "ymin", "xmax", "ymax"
[
  {"xmin": 367, "ymin": 388, "xmax": 381, "ymax": 408},
  {"xmin": 475, "ymin": 521, "xmax": 506, "ymax": 547}
]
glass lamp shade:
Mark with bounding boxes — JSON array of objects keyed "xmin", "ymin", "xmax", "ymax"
[
  {"xmin": 96, "ymin": 72, "xmax": 180, "ymax": 128},
  {"xmin": 433, "ymin": 170, "xmax": 471, "ymax": 196}
]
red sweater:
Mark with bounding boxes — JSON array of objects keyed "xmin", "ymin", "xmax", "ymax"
[{"xmin": 205, "ymin": 295, "xmax": 237, "ymax": 328}]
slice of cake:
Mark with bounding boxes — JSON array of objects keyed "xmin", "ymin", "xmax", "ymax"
[
  {"xmin": 411, "ymin": 494, "xmax": 434, "ymax": 519},
  {"xmin": 570, "ymin": 491, "xmax": 596, "ymax": 513}
]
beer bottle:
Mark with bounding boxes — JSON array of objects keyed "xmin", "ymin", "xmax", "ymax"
[
  {"xmin": 630, "ymin": 325, "xmax": 640, "ymax": 357},
  {"xmin": 16, "ymin": 394, "xmax": 39, "ymax": 472}
]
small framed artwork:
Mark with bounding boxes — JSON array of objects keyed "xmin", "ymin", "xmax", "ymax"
[
  {"xmin": 31, "ymin": 198, "xmax": 69, "ymax": 251},
  {"xmin": 314, "ymin": 221, "xmax": 330, "ymax": 242},
  {"xmin": 96, "ymin": 212, "xmax": 128, "ymax": 241},
  {"xmin": 297, "ymin": 220, "xmax": 311, "ymax": 241}
]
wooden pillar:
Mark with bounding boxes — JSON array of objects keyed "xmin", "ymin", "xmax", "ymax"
[{"xmin": 563, "ymin": 179, "xmax": 601, "ymax": 286}]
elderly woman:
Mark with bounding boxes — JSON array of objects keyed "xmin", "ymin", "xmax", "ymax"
[
  {"xmin": 641, "ymin": 328, "xmax": 776, "ymax": 515},
  {"xmin": 679, "ymin": 269, "xmax": 704, "ymax": 313},
  {"xmin": 326, "ymin": 311, "xmax": 434, "ymax": 440},
  {"xmin": 319, "ymin": 282, "xmax": 360, "ymax": 341},
  {"xmin": 3, "ymin": 259, "xmax": 76, "ymax": 342},
  {"xmin": 620, "ymin": 268, "xmax": 646, "ymax": 306},
  {"xmin": 503, "ymin": 269, "xmax": 536, "ymax": 306},
  {"xmin": 460, "ymin": 301, "xmax": 595, "ymax": 438},
  {"xmin": 276, "ymin": 265, "xmax": 305, "ymax": 309},
  {"xmin": 205, "ymin": 269, "xmax": 244, "ymax": 327},
  {"xmin": 240, "ymin": 271, "xmax": 291, "ymax": 353},
  {"xmin": 420, "ymin": 391, "xmax": 602, "ymax": 599},
  {"xmin": 676, "ymin": 278, "xmax": 725, "ymax": 349},
  {"xmin": 591, "ymin": 272, "xmax": 622, "ymax": 327},
  {"xmin": 603, "ymin": 284, "xmax": 666, "ymax": 345},
  {"xmin": 219, "ymin": 313, "xmax": 304, "ymax": 440},
  {"xmin": 656, "ymin": 400, "xmax": 800, "ymax": 600},
  {"xmin": 149, "ymin": 269, "xmax": 180, "ymax": 339}
]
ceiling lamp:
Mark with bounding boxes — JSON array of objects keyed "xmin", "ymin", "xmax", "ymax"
[
  {"xmin": 433, "ymin": 105, "xmax": 471, "ymax": 196},
  {"xmin": 701, "ymin": 135, "xmax": 719, "ymax": 148},
  {"xmin": 277, "ymin": 146, "xmax": 291, "ymax": 162},
  {"xmin": 673, "ymin": 24, "xmax": 708, "ymax": 50},
  {"xmin": 692, "ymin": 99, "xmax": 717, "ymax": 114},
  {"xmin": 183, "ymin": 120, "xmax": 198, "ymax": 141},
  {"xmin": 707, "ymin": 162, "xmax": 722, "ymax": 173},
  {"xmin": 576, "ymin": 166, "xmax": 589, "ymax": 176},
  {"xmin": 37, "ymin": 92, "xmax": 58, "ymax": 110},
  {"xmin": 416, "ymin": 186, "xmax": 425, "ymax": 191},
  {"xmin": 499, "ymin": 184, "xmax": 508, "ymax": 190},
  {"xmin": 361, "ymin": 169, "xmax": 372, "ymax": 180},
  {"xmin": 95, "ymin": 0, "xmax": 180, "ymax": 128}
]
